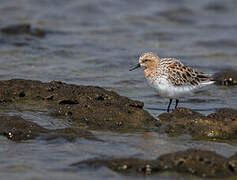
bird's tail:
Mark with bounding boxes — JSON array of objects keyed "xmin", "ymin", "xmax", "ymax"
[{"xmin": 198, "ymin": 72, "xmax": 215, "ymax": 86}]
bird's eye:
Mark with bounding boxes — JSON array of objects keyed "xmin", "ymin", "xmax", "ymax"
[{"xmin": 143, "ymin": 59, "xmax": 150, "ymax": 62}]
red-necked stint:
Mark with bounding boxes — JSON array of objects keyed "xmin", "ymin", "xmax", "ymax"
[{"xmin": 130, "ymin": 52, "xmax": 214, "ymax": 112}]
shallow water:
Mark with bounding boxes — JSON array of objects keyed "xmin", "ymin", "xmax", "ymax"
[{"xmin": 0, "ymin": 0, "xmax": 237, "ymax": 179}]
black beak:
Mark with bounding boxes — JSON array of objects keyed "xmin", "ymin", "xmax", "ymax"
[{"xmin": 129, "ymin": 63, "xmax": 140, "ymax": 71}]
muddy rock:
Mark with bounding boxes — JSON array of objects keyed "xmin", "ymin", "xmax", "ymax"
[
  {"xmin": 213, "ymin": 69, "xmax": 237, "ymax": 86},
  {"xmin": 73, "ymin": 149, "xmax": 237, "ymax": 178},
  {"xmin": 0, "ymin": 115, "xmax": 96, "ymax": 142},
  {"xmin": 156, "ymin": 149, "xmax": 229, "ymax": 177},
  {"xmin": 227, "ymin": 152, "xmax": 237, "ymax": 174},
  {"xmin": 207, "ymin": 108, "xmax": 237, "ymax": 121},
  {"xmin": 0, "ymin": 116, "xmax": 47, "ymax": 141},
  {"xmin": 158, "ymin": 107, "xmax": 237, "ymax": 139},
  {"xmin": 0, "ymin": 79, "xmax": 156, "ymax": 132},
  {"xmin": 1, "ymin": 24, "xmax": 46, "ymax": 37}
]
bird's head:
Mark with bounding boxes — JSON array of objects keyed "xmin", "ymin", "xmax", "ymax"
[{"xmin": 129, "ymin": 52, "xmax": 160, "ymax": 71}]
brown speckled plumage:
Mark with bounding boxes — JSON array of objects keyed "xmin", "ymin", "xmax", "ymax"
[
  {"xmin": 166, "ymin": 59, "xmax": 211, "ymax": 86},
  {"xmin": 139, "ymin": 54, "xmax": 211, "ymax": 87},
  {"xmin": 130, "ymin": 52, "xmax": 214, "ymax": 112}
]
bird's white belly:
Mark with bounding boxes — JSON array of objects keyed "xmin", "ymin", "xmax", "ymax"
[{"xmin": 147, "ymin": 77, "xmax": 195, "ymax": 98}]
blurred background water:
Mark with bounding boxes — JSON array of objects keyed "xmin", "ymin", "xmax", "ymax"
[{"xmin": 0, "ymin": 0, "xmax": 237, "ymax": 179}]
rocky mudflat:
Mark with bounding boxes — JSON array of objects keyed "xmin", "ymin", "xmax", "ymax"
[
  {"xmin": 0, "ymin": 79, "xmax": 157, "ymax": 133},
  {"xmin": 0, "ymin": 79, "xmax": 237, "ymax": 179},
  {"xmin": 158, "ymin": 107, "xmax": 237, "ymax": 140},
  {"xmin": 0, "ymin": 115, "xmax": 97, "ymax": 142},
  {"xmin": 73, "ymin": 149, "xmax": 237, "ymax": 178},
  {"xmin": 0, "ymin": 79, "xmax": 237, "ymax": 140}
]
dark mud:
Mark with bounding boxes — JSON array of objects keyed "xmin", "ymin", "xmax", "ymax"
[
  {"xmin": 158, "ymin": 107, "xmax": 237, "ymax": 140},
  {"xmin": 73, "ymin": 149, "xmax": 237, "ymax": 178},
  {"xmin": 0, "ymin": 115, "xmax": 96, "ymax": 142},
  {"xmin": 0, "ymin": 79, "xmax": 156, "ymax": 132}
]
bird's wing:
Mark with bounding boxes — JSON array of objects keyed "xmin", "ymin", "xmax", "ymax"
[{"xmin": 167, "ymin": 60, "xmax": 211, "ymax": 86}]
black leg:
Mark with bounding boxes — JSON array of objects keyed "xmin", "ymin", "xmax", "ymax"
[
  {"xmin": 167, "ymin": 99, "xmax": 173, "ymax": 112},
  {"xmin": 175, "ymin": 99, "xmax": 179, "ymax": 109}
]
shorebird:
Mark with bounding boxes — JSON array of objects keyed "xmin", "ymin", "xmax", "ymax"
[{"xmin": 129, "ymin": 52, "xmax": 214, "ymax": 112}]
